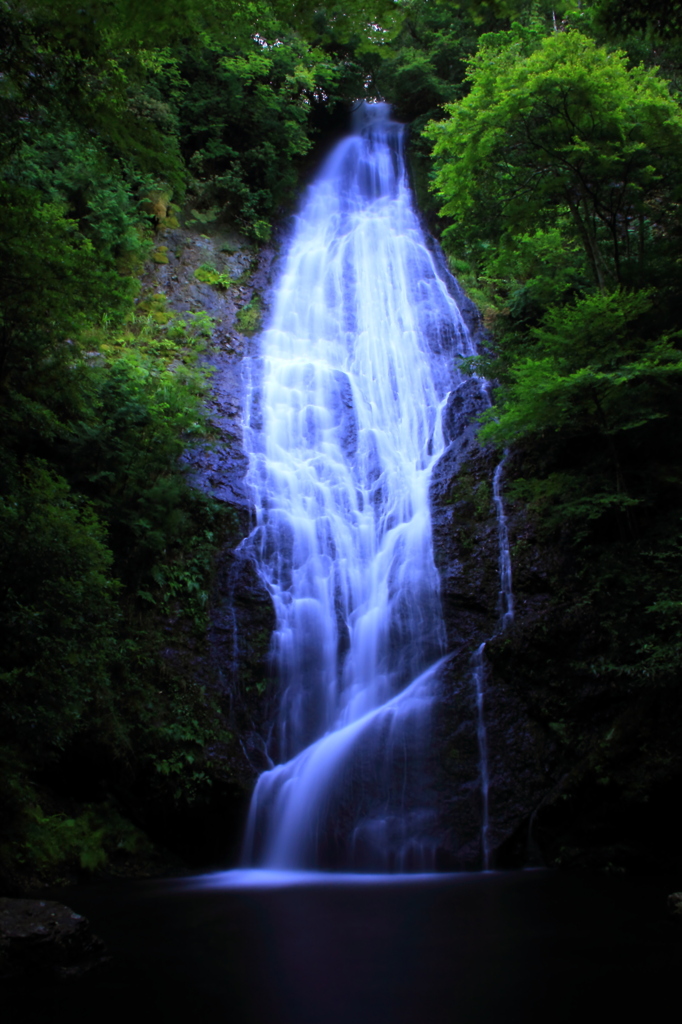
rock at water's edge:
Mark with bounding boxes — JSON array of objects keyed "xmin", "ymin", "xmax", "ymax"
[
  {"xmin": 667, "ymin": 892, "xmax": 682, "ymax": 919},
  {"xmin": 0, "ymin": 898, "xmax": 109, "ymax": 980}
]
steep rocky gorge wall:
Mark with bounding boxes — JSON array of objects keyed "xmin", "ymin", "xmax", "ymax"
[
  {"xmin": 413, "ymin": 270, "xmax": 556, "ymax": 869},
  {"xmin": 154, "ymin": 213, "xmax": 679, "ymax": 874},
  {"xmin": 140, "ymin": 220, "xmax": 278, "ymax": 851},
  {"xmin": 168, "ymin": 207, "xmax": 558, "ymax": 870},
  {"xmin": 430, "ymin": 374, "xmax": 558, "ymax": 869},
  {"xmin": 430, "ymin": 357, "xmax": 682, "ymax": 872}
]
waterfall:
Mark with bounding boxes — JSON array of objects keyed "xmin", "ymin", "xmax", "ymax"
[
  {"xmin": 241, "ymin": 102, "xmax": 475, "ymax": 871},
  {"xmin": 472, "ymin": 457, "xmax": 515, "ymax": 868},
  {"xmin": 493, "ymin": 459, "xmax": 514, "ymax": 630}
]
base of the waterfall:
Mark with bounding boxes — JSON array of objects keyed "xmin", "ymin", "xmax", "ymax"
[{"xmin": 180, "ymin": 867, "xmax": 473, "ymax": 889}]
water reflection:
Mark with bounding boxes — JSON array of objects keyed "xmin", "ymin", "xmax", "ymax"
[{"xmin": 21, "ymin": 871, "xmax": 680, "ymax": 1024}]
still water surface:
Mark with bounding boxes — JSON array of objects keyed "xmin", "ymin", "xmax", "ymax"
[{"xmin": 17, "ymin": 870, "xmax": 680, "ymax": 1023}]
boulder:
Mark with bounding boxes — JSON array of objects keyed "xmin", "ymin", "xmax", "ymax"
[
  {"xmin": 668, "ymin": 892, "xmax": 682, "ymax": 919},
  {"xmin": 0, "ymin": 898, "xmax": 109, "ymax": 980}
]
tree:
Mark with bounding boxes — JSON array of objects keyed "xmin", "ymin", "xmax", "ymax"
[
  {"xmin": 424, "ymin": 26, "xmax": 682, "ymax": 536},
  {"xmin": 426, "ymin": 27, "xmax": 682, "ymax": 289},
  {"xmin": 478, "ymin": 289, "xmax": 682, "ymax": 525}
]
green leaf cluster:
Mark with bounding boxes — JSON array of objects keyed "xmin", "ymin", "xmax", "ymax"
[
  {"xmin": 194, "ymin": 263, "xmax": 233, "ymax": 288},
  {"xmin": 175, "ymin": 32, "xmax": 350, "ymax": 236},
  {"xmin": 18, "ymin": 802, "xmax": 155, "ymax": 876},
  {"xmin": 427, "ymin": 28, "xmax": 682, "ymax": 290},
  {"xmin": 236, "ymin": 294, "xmax": 263, "ymax": 334},
  {"xmin": 427, "ymin": 27, "xmax": 682, "ymax": 532}
]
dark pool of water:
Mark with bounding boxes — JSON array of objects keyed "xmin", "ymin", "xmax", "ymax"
[{"xmin": 9, "ymin": 869, "xmax": 681, "ymax": 1023}]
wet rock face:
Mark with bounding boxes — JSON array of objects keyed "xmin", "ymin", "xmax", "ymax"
[
  {"xmin": 430, "ymin": 383, "xmax": 682, "ymax": 871},
  {"xmin": 0, "ymin": 899, "xmax": 108, "ymax": 979},
  {"xmin": 208, "ymin": 545, "xmax": 277, "ymax": 779},
  {"xmin": 431, "ymin": 382, "xmax": 499, "ymax": 640},
  {"xmin": 142, "ymin": 225, "xmax": 277, "ymax": 510},
  {"xmin": 143, "ymin": 224, "xmax": 279, "ymax": 785},
  {"xmin": 430, "ymin": 382, "xmax": 558, "ymax": 868}
]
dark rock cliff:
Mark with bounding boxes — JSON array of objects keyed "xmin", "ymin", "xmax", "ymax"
[
  {"xmin": 430, "ymin": 386, "xmax": 559, "ymax": 869},
  {"xmin": 138, "ymin": 223, "xmax": 278, "ymax": 860},
  {"xmin": 429, "ymin": 369, "xmax": 682, "ymax": 872}
]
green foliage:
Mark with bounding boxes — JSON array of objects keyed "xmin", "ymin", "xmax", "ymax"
[
  {"xmin": 0, "ymin": 185, "xmax": 137, "ymax": 456},
  {"xmin": 194, "ymin": 263, "xmax": 232, "ymax": 289},
  {"xmin": 73, "ymin": 317, "xmax": 216, "ymax": 580},
  {"xmin": 546, "ymin": 515, "xmax": 682, "ymax": 701},
  {"xmin": 21, "ymin": 802, "xmax": 154, "ymax": 874},
  {"xmin": 427, "ymin": 27, "xmax": 682, "ymax": 290},
  {"xmin": 376, "ymin": 0, "xmax": 501, "ymax": 122},
  {"xmin": 593, "ymin": 0, "xmax": 682, "ymax": 40},
  {"xmin": 481, "ymin": 289, "xmax": 682, "ymax": 439},
  {"xmin": 0, "ymin": 183, "xmax": 234, "ymax": 883},
  {"xmin": 186, "ymin": 206, "xmax": 222, "ymax": 227},
  {"xmin": 251, "ymin": 219, "xmax": 272, "ymax": 243},
  {"xmin": 236, "ymin": 295, "xmax": 263, "ymax": 334},
  {"xmin": 479, "ymin": 227, "xmax": 586, "ymax": 328},
  {"xmin": 1, "ymin": 0, "xmax": 426, "ymax": 885},
  {"xmin": 176, "ymin": 33, "xmax": 346, "ymax": 236},
  {"xmin": 426, "ymin": 24, "xmax": 682, "ymax": 541},
  {"xmin": 0, "ymin": 463, "xmax": 120, "ymax": 757},
  {"xmin": 138, "ymin": 675, "xmax": 233, "ymax": 800},
  {"xmin": 425, "ymin": 17, "xmax": 682, "ymax": 811}
]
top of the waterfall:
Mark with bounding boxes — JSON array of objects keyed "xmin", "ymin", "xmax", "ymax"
[{"xmin": 351, "ymin": 101, "xmax": 396, "ymax": 135}]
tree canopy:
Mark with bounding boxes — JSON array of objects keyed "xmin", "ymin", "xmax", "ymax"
[{"xmin": 427, "ymin": 27, "xmax": 682, "ymax": 289}]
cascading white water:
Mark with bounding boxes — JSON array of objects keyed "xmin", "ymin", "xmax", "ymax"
[
  {"xmin": 241, "ymin": 102, "xmax": 475, "ymax": 871},
  {"xmin": 493, "ymin": 460, "xmax": 514, "ymax": 630}
]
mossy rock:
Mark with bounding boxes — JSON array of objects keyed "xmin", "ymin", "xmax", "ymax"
[
  {"xmin": 152, "ymin": 246, "xmax": 169, "ymax": 265},
  {"xmin": 194, "ymin": 263, "xmax": 232, "ymax": 289},
  {"xmin": 236, "ymin": 295, "xmax": 262, "ymax": 335},
  {"xmin": 250, "ymin": 219, "xmax": 271, "ymax": 243},
  {"xmin": 137, "ymin": 292, "xmax": 169, "ymax": 316}
]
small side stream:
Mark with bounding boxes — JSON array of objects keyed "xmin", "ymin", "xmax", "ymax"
[{"xmin": 472, "ymin": 455, "xmax": 515, "ymax": 868}]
